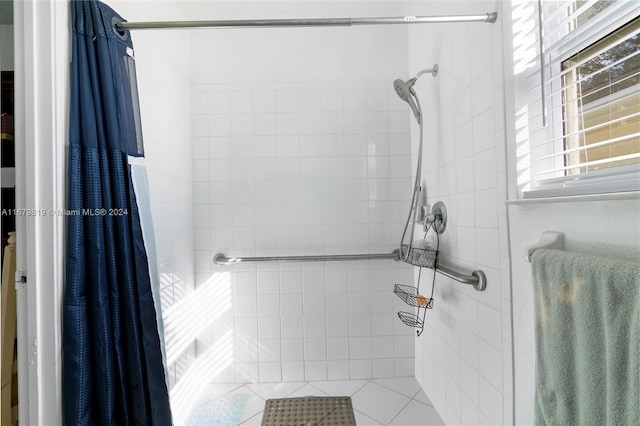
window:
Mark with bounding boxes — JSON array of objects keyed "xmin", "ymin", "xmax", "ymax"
[
  {"xmin": 561, "ymin": 16, "xmax": 639, "ymax": 176},
  {"xmin": 513, "ymin": 0, "xmax": 640, "ymax": 198}
]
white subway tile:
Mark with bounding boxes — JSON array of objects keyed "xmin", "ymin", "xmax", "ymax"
[
  {"xmin": 299, "ymin": 134, "xmax": 323, "ymax": 157},
  {"xmin": 253, "ymin": 114, "xmax": 277, "ymax": 135},
  {"xmin": 258, "ymin": 338, "xmax": 282, "ymax": 362},
  {"xmin": 367, "ymin": 133, "xmax": 390, "ymax": 156},
  {"xmin": 343, "ymin": 111, "xmax": 366, "ymax": 134},
  {"xmin": 275, "ymin": 91, "xmax": 299, "ymax": 112},
  {"xmin": 372, "ymin": 336, "xmax": 395, "ymax": 358},
  {"xmin": 389, "ymin": 111, "xmax": 409, "ymax": 134},
  {"xmin": 258, "ymin": 294, "xmax": 280, "ymax": 316},
  {"xmin": 304, "ymin": 361, "xmax": 327, "ymax": 381},
  {"xmin": 344, "ymin": 134, "xmax": 367, "ymax": 157},
  {"xmin": 235, "ymin": 271, "xmax": 257, "ymax": 295},
  {"xmin": 473, "ymin": 107, "xmax": 496, "ymax": 154},
  {"xmin": 349, "ymin": 359, "xmax": 372, "ymax": 379},
  {"xmin": 232, "ymin": 227, "xmax": 255, "ymax": 250},
  {"xmin": 281, "ymin": 338, "xmax": 304, "ymax": 361},
  {"xmin": 236, "ymin": 362, "xmax": 259, "ymax": 383},
  {"xmin": 321, "ymin": 111, "xmax": 344, "ymax": 134},
  {"xmin": 366, "ymin": 112, "xmax": 389, "ymax": 134},
  {"xmin": 349, "ymin": 336, "xmax": 372, "ymax": 359},
  {"xmin": 281, "ymin": 318, "xmax": 304, "ymax": 339},
  {"xmin": 475, "ymin": 188, "xmax": 498, "ymax": 229},
  {"xmin": 305, "ymin": 338, "xmax": 327, "ymax": 361},
  {"xmin": 208, "ymin": 92, "xmax": 230, "ymax": 114},
  {"xmin": 209, "ymin": 137, "xmax": 232, "ymax": 159},
  {"xmin": 299, "ymin": 90, "xmax": 322, "ymax": 112},
  {"xmin": 471, "ymin": 68, "xmax": 494, "ymax": 117},
  {"xmin": 280, "ymin": 293, "xmax": 303, "ymax": 316},
  {"xmin": 276, "ymin": 113, "xmax": 299, "ymax": 135},
  {"xmin": 326, "ymin": 315, "xmax": 349, "ymax": 337},
  {"xmin": 282, "ymin": 361, "xmax": 305, "ymax": 382},
  {"xmin": 230, "ymin": 136, "xmax": 254, "ymax": 158},
  {"xmin": 344, "ymin": 157, "xmax": 368, "ymax": 179},
  {"xmin": 208, "ymin": 114, "xmax": 231, "ymax": 136},
  {"xmin": 479, "ymin": 338, "xmax": 503, "ymax": 391},
  {"xmin": 394, "ymin": 358, "xmax": 414, "ymax": 377},
  {"xmin": 348, "ymin": 314, "xmax": 372, "ymax": 336},
  {"xmin": 327, "ymin": 360, "xmax": 350, "ymax": 380},
  {"xmin": 299, "ymin": 112, "xmax": 322, "ymax": 134},
  {"xmin": 477, "ymin": 302, "xmax": 502, "ymax": 350},
  {"xmin": 476, "ymin": 228, "xmax": 500, "ymax": 270},
  {"xmin": 372, "ymin": 359, "xmax": 395, "ymax": 378},
  {"xmin": 348, "ymin": 292, "xmax": 372, "ymax": 315},
  {"xmin": 343, "ymin": 89, "xmax": 367, "ymax": 111},
  {"xmin": 304, "ymin": 315, "xmax": 327, "ymax": 338},
  {"xmin": 327, "ymin": 337, "xmax": 349, "ymax": 360},
  {"xmin": 235, "ymin": 294, "xmax": 257, "ymax": 318},
  {"xmin": 258, "ymin": 316, "xmax": 281, "ymax": 340},
  {"xmin": 479, "ymin": 376, "xmax": 503, "ymax": 425},
  {"xmin": 259, "ymin": 362, "xmax": 282, "ymax": 383}
]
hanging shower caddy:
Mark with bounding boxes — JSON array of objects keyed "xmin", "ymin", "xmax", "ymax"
[{"xmin": 394, "ymin": 202, "xmax": 447, "ymax": 335}]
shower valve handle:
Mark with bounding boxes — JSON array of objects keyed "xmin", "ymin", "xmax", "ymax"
[{"xmin": 423, "ymin": 201, "xmax": 447, "ymax": 234}]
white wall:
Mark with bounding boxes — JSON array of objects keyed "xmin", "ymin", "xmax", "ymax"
[
  {"xmin": 189, "ymin": 1, "xmax": 410, "ymax": 85},
  {"xmin": 188, "ymin": 1, "xmax": 421, "ymax": 386},
  {"xmin": 407, "ymin": 0, "xmax": 513, "ymax": 424},
  {"xmin": 104, "ymin": 1, "xmax": 195, "ymax": 391}
]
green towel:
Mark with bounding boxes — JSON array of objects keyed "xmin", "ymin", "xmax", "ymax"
[{"xmin": 532, "ymin": 249, "xmax": 640, "ymax": 426}]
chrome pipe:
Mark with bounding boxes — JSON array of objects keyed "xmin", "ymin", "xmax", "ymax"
[
  {"xmin": 213, "ymin": 250, "xmax": 401, "ymax": 265},
  {"xmin": 115, "ymin": 13, "xmax": 497, "ymax": 31}
]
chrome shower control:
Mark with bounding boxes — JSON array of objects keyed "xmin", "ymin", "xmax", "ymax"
[{"xmin": 423, "ymin": 201, "xmax": 447, "ymax": 234}]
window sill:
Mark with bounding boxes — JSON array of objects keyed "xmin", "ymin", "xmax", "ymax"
[{"xmin": 506, "ymin": 190, "xmax": 640, "ymax": 205}]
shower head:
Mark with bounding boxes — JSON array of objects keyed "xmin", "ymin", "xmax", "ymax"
[
  {"xmin": 393, "ymin": 77, "xmax": 420, "ymax": 122},
  {"xmin": 393, "ymin": 64, "xmax": 438, "ymax": 124}
]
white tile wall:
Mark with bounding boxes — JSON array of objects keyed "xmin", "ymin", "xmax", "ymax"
[
  {"xmin": 192, "ymin": 81, "xmax": 417, "ymax": 383},
  {"xmin": 407, "ymin": 0, "xmax": 513, "ymax": 424}
]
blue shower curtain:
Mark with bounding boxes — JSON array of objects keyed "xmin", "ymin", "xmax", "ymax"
[{"xmin": 63, "ymin": 1, "xmax": 172, "ymax": 424}]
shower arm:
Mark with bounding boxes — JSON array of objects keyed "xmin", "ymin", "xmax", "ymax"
[
  {"xmin": 415, "ymin": 65, "xmax": 439, "ymax": 78},
  {"xmin": 114, "ymin": 13, "xmax": 497, "ymax": 31}
]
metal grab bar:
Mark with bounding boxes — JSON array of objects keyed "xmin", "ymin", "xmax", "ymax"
[
  {"xmin": 213, "ymin": 250, "xmax": 486, "ymax": 291},
  {"xmin": 213, "ymin": 250, "xmax": 401, "ymax": 265},
  {"xmin": 436, "ymin": 265, "xmax": 486, "ymax": 291}
]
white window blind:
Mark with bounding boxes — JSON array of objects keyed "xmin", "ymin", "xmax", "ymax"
[{"xmin": 514, "ymin": 0, "xmax": 640, "ymax": 198}]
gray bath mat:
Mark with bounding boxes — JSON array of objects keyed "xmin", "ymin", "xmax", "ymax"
[{"xmin": 261, "ymin": 396, "xmax": 356, "ymax": 426}]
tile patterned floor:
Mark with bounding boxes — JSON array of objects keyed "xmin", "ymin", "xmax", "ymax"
[{"xmin": 197, "ymin": 377, "xmax": 444, "ymax": 425}]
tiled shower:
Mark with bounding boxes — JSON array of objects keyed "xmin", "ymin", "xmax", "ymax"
[
  {"xmin": 190, "ymin": 80, "xmax": 417, "ymax": 384},
  {"xmin": 111, "ymin": 0, "xmax": 513, "ymax": 423}
]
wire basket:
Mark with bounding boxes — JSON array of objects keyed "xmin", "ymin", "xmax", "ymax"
[
  {"xmin": 393, "ymin": 284, "xmax": 432, "ymax": 308},
  {"xmin": 400, "ymin": 244, "xmax": 437, "ymax": 268},
  {"xmin": 397, "ymin": 311, "xmax": 423, "ymax": 328}
]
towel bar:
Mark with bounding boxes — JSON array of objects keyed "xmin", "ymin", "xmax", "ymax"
[{"xmin": 525, "ymin": 231, "xmax": 564, "ymax": 263}]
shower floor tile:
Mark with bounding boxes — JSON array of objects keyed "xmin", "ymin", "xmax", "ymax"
[{"xmin": 198, "ymin": 377, "xmax": 443, "ymax": 425}]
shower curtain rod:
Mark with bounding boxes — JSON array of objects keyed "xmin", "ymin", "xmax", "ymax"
[{"xmin": 115, "ymin": 12, "xmax": 497, "ymax": 31}]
